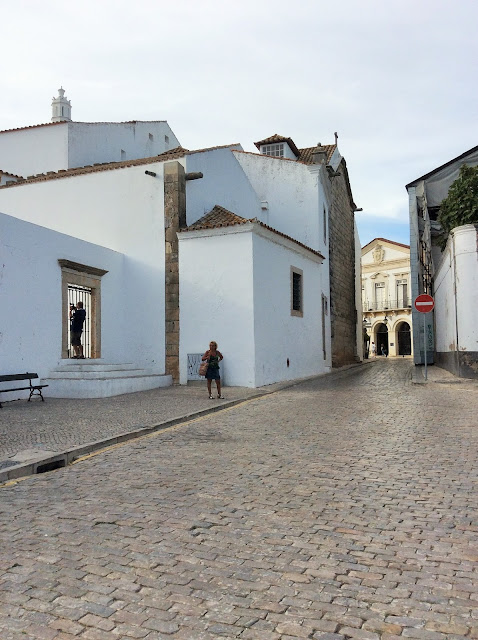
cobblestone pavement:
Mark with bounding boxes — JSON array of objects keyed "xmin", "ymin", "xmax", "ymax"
[
  {"xmin": 0, "ymin": 384, "xmax": 266, "ymax": 462},
  {"xmin": 1, "ymin": 358, "xmax": 478, "ymax": 639}
]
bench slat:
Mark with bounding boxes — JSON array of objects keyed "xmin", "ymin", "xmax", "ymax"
[{"xmin": 0, "ymin": 373, "xmax": 39, "ymax": 383}]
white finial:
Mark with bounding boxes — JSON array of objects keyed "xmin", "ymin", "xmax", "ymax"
[{"xmin": 51, "ymin": 86, "xmax": 72, "ymax": 122}]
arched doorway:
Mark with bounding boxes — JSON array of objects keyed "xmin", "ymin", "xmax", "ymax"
[
  {"xmin": 375, "ymin": 323, "xmax": 389, "ymax": 356},
  {"xmin": 397, "ymin": 321, "xmax": 411, "ymax": 355}
]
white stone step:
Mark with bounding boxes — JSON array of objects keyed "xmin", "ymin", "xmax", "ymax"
[
  {"xmin": 44, "ymin": 362, "xmax": 172, "ymax": 398},
  {"xmin": 46, "ymin": 368, "xmax": 160, "ymax": 380}
]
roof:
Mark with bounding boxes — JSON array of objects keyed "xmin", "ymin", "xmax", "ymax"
[
  {"xmin": 182, "ymin": 205, "xmax": 325, "ymax": 260},
  {"xmin": 253, "ymin": 134, "xmax": 336, "ymax": 165},
  {"xmin": 0, "ymin": 170, "xmax": 22, "ymax": 179},
  {"xmin": 297, "ymin": 145, "xmax": 336, "ymax": 165},
  {"xmin": 254, "ymin": 134, "xmax": 300, "ymax": 157},
  {"xmin": 0, "ymin": 119, "xmax": 169, "ymax": 135},
  {"xmin": 0, "ymin": 144, "xmax": 240, "ymax": 189},
  {"xmin": 362, "ymin": 237, "xmax": 410, "ymax": 251},
  {"xmin": 406, "ymin": 144, "xmax": 478, "ymax": 188}
]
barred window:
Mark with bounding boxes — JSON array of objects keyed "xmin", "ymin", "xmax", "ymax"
[{"xmin": 291, "ymin": 267, "xmax": 303, "ymax": 317}]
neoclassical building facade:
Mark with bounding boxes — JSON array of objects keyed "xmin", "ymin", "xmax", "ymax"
[{"xmin": 362, "ymin": 238, "xmax": 413, "ymax": 357}]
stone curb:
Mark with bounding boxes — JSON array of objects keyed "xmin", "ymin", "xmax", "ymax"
[{"xmin": 0, "ymin": 362, "xmax": 367, "ymax": 485}]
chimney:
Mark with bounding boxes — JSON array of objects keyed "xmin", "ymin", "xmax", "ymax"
[{"xmin": 311, "ymin": 143, "xmax": 328, "ymax": 165}]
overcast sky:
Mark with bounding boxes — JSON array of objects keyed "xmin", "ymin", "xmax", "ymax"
[{"xmin": 1, "ymin": 0, "xmax": 477, "ymax": 246}]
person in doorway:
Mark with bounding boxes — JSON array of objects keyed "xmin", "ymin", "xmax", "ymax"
[
  {"xmin": 70, "ymin": 301, "xmax": 86, "ymax": 359},
  {"xmin": 381, "ymin": 343, "xmax": 388, "ymax": 357},
  {"xmin": 371, "ymin": 342, "xmax": 376, "ymax": 357},
  {"xmin": 202, "ymin": 341, "xmax": 224, "ymax": 399}
]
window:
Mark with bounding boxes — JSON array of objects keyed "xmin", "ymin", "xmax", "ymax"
[
  {"xmin": 323, "ymin": 205, "xmax": 327, "ymax": 243},
  {"xmin": 149, "ymin": 133, "xmax": 154, "ymax": 141},
  {"xmin": 375, "ymin": 282, "xmax": 385, "ymax": 309},
  {"xmin": 322, "ymin": 294, "xmax": 328, "ymax": 359},
  {"xmin": 396, "ymin": 279, "xmax": 408, "ymax": 307},
  {"xmin": 165, "ymin": 135, "xmax": 170, "ymax": 147},
  {"xmin": 121, "ymin": 149, "xmax": 126, "ymax": 160},
  {"xmin": 262, "ymin": 143, "xmax": 284, "ymax": 157},
  {"xmin": 291, "ymin": 267, "xmax": 303, "ymax": 317}
]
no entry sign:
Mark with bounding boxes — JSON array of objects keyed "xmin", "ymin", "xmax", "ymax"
[{"xmin": 414, "ymin": 294, "xmax": 434, "ymax": 313}]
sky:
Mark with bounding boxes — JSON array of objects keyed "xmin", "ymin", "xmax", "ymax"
[{"xmin": 1, "ymin": 0, "xmax": 477, "ymax": 247}]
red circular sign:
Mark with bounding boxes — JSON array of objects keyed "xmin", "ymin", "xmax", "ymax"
[{"xmin": 414, "ymin": 294, "xmax": 434, "ymax": 313}]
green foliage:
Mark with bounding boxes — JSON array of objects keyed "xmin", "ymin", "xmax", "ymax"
[{"xmin": 438, "ymin": 164, "xmax": 478, "ymax": 248}]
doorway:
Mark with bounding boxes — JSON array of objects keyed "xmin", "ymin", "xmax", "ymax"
[
  {"xmin": 68, "ymin": 285, "xmax": 92, "ymax": 358},
  {"xmin": 376, "ymin": 323, "xmax": 389, "ymax": 355},
  {"xmin": 397, "ymin": 322, "xmax": 412, "ymax": 355}
]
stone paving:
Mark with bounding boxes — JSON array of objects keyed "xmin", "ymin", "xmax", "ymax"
[
  {"xmin": 0, "ymin": 384, "xmax": 265, "ymax": 462},
  {"xmin": 1, "ymin": 359, "xmax": 478, "ymax": 639}
]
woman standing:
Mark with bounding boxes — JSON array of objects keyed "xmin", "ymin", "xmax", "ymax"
[{"xmin": 202, "ymin": 341, "xmax": 224, "ymax": 399}]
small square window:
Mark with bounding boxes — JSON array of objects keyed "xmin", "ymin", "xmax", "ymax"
[{"xmin": 291, "ymin": 267, "xmax": 303, "ymax": 317}]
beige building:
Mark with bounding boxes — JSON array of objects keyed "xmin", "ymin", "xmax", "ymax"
[{"xmin": 362, "ymin": 238, "xmax": 413, "ymax": 357}]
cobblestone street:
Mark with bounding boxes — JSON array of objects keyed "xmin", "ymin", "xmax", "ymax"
[{"xmin": 1, "ymin": 359, "xmax": 478, "ymax": 639}]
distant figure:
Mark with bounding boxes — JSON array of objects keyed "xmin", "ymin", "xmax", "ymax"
[
  {"xmin": 70, "ymin": 301, "xmax": 86, "ymax": 359},
  {"xmin": 202, "ymin": 341, "xmax": 224, "ymax": 399},
  {"xmin": 381, "ymin": 343, "xmax": 388, "ymax": 357},
  {"xmin": 371, "ymin": 342, "xmax": 376, "ymax": 357}
]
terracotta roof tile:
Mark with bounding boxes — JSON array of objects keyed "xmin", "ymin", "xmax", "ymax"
[
  {"xmin": 254, "ymin": 134, "xmax": 300, "ymax": 157},
  {"xmin": 0, "ymin": 170, "xmax": 23, "ymax": 179},
  {"xmin": 297, "ymin": 145, "xmax": 336, "ymax": 164},
  {"xmin": 0, "ymin": 119, "xmax": 168, "ymax": 135},
  {"xmin": 187, "ymin": 205, "xmax": 248, "ymax": 230},
  {"xmin": 362, "ymin": 237, "xmax": 410, "ymax": 251},
  {"xmin": 183, "ymin": 205, "xmax": 325, "ymax": 260}
]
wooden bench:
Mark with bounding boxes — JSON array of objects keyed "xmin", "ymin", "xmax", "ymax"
[{"xmin": 0, "ymin": 373, "xmax": 48, "ymax": 408}]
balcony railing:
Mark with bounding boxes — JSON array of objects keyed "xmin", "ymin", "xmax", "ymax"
[{"xmin": 363, "ymin": 298, "xmax": 412, "ymax": 312}]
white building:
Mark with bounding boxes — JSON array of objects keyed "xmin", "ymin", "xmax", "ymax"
[
  {"xmin": 361, "ymin": 238, "xmax": 413, "ymax": 357},
  {"xmin": 407, "ymin": 145, "xmax": 478, "ymax": 377},
  {"xmin": 0, "ymin": 94, "xmax": 360, "ymax": 397},
  {"xmin": 0, "ymin": 88, "xmax": 180, "ymax": 178}
]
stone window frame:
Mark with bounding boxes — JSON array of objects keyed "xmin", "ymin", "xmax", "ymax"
[
  {"xmin": 291, "ymin": 266, "xmax": 304, "ymax": 317},
  {"xmin": 58, "ymin": 260, "xmax": 108, "ymax": 359}
]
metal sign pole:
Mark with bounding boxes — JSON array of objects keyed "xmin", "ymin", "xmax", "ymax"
[{"xmin": 423, "ymin": 312, "xmax": 427, "ymax": 381}]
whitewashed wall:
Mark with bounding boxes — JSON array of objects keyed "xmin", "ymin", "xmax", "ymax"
[
  {"xmin": 0, "ymin": 121, "xmax": 180, "ymax": 178},
  {"xmin": 233, "ymin": 152, "xmax": 320, "ymax": 251},
  {"xmin": 434, "ymin": 242, "xmax": 455, "ymax": 355},
  {"xmin": 0, "ymin": 161, "xmax": 173, "ymax": 367},
  {"xmin": 179, "ymin": 224, "xmax": 328, "ymax": 388},
  {"xmin": 67, "ymin": 122, "xmax": 180, "ymax": 168},
  {"xmin": 0, "ymin": 212, "xmax": 125, "ymax": 378},
  {"xmin": 251, "ymin": 229, "xmax": 329, "ymax": 386},
  {"xmin": 178, "ymin": 228, "xmax": 255, "ymax": 386},
  {"xmin": 185, "ymin": 147, "xmax": 259, "ymax": 225},
  {"xmin": 0, "ymin": 124, "xmax": 68, "ymax": 177},
  {"xmin": 435, "ymin": 225, "xmax": 478, "ymax": 364}
]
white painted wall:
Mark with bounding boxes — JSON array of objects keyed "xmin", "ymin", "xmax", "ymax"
[
  {"xmin": 233, "ymin": 151, "xmax": 320, "ymax": 250},
  {"xmin": 435, "ymin": 225, "xmax": 478, "ymax": 356},
  {"xmin": 185, "ymin": 146, "xmax": 259, "ymax": 225},
  {"xmin": 179, "ymin": 224, "xmax": 328, "ymax": 388},
  {"xmin": 67, "ymin": 121, "xmax": 180, "ymax": 168},
  {"xmin": 0, "ymin": 121, "xmax": 180, "ymax": 178},
  {"xmin": 0, "ymin": 212, "xmax": 125, "ymax": 380},
  {"xmin": 0, "ymin": 161, "xmax": 175, "ymax": 367},
  {"xmin": 0, "ymin": 124, "xmax": 69, "ymax": 177},
  {"xmin": 252, "ymin": 229, "xmax": 329, "ymax": 386},
  {"xmin": 178, "ymin": 228, "xmax": 255, "ymax": 387}
]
